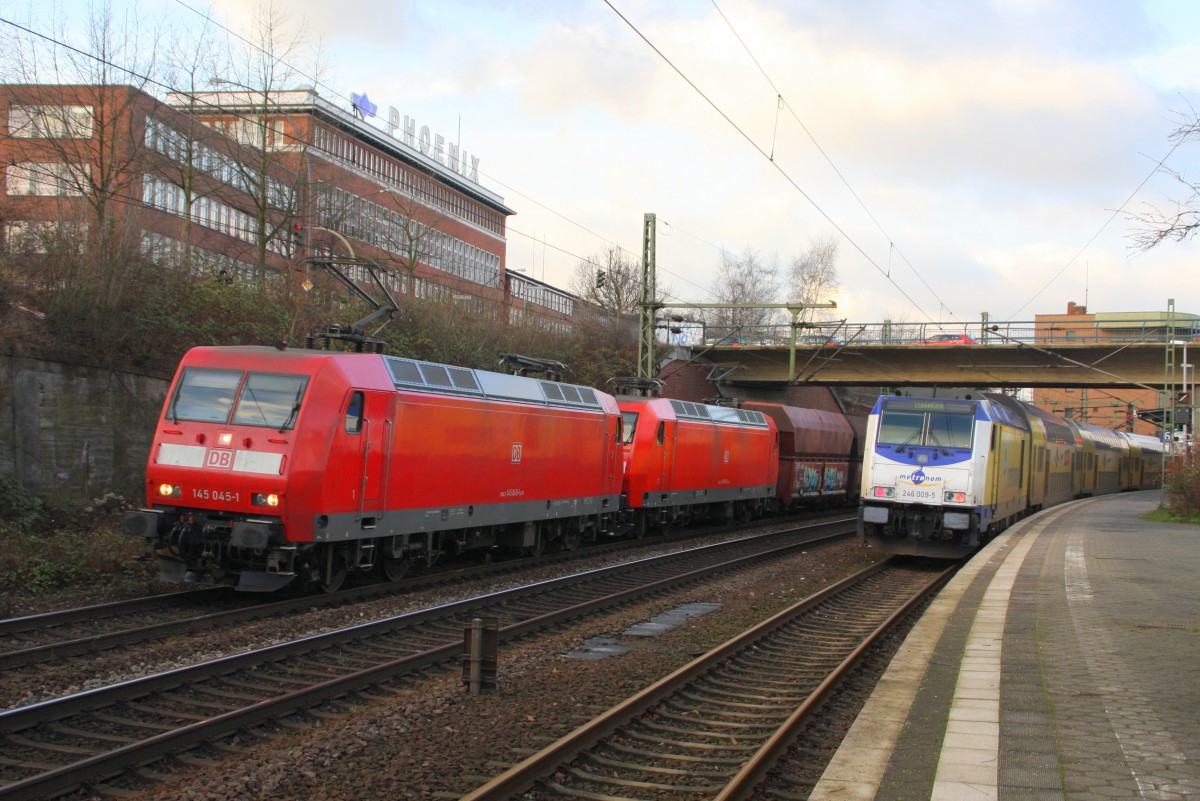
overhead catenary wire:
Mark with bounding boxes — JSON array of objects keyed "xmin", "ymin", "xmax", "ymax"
[
  {"xmin": 709, "ymin": 0, "xmax": 958, "ymax": 323},
  {"xmin": 1008, "ymin": 121, "xmax": 1200, "ymax": 319},
  {"xmin": 603, "ymin": 0, "xmax": 939, "ymax": 325}
]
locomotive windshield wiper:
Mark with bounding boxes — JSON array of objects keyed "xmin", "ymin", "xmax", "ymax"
[
  {"xmin": 894, "ymin": 428, "xmax": 924, "ymax": 452},
  {"xmin": 278, "ymin": 384, "xmax": 304, "ymax": 432},
  {"xmin": 279, "ymin": 401, "xmax": 300, "ymax": 432},
  {"xmin": 241, "ymin": 387, "xmax": 270, "ymax": 425}
]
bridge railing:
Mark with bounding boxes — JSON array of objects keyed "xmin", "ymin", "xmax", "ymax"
[{"xmin": 692, "ymin": 320, "xmax": 1200, "ymax": 347}]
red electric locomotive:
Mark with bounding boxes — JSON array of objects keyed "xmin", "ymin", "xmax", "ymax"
[
  {"xmin": 124, "ymin": 346, "xmax": 625, "ymax": 591},
  {"xmin": 741, "ymin": 402, "xmax": 861, "ymax": 510},
  {"xmin": 618, "ymin": 397, "xmax": 779, "ymax": 533}
]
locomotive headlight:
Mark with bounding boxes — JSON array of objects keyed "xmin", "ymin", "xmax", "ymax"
[
  {"xmin": 944, "ymin": 491, "xmax": 967, "ymax": 503},
  {"xmin": 252, "ymin": 493, "xmax": 280, "ymax": 508},
  {"xmin": 158, "ymin": 483, "xmax": 181, "ymax": 498},
  {"xmin": 872, "ymin": 486, "xmax": 895, "ymax": 498}
]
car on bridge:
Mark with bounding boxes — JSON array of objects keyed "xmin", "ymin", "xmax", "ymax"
[
  {"xmin": 921, "ymin": 333, "xmax": 977, "ymax": 345},
  {"xmin": 797, "ymin": 334, "xmax": 841, "ymax": 346}
]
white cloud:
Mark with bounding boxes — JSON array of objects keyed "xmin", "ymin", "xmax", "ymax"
[{"xmin": 30, "ymin": 0, "xmax": 1200, "ymax": 321}]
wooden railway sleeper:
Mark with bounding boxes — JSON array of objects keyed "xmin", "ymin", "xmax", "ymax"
[
  {"xmin": 307, "ymin": 706, "xmax": 351, "ymax": 722},
  {"xmin": 654, "ymin": 710, "xmax": 779, "ymax": 731},
  {"xmin": 209, "ymin": 676, "xmax": 293, "ymax": 695},
  {"xmin": 670, "ymin": 695, "xmax": 790, "ymax": 715},
  {"xmin": 602, "ymin": 740, "xmax": 746, "ymax": 766},
  {"xmin": 336, "ymin": 642, "xmax": 415, "ymax": 661},
  {"xmin": 565, "ymin": 765, "xmax": 718, "ymax": 792},
  {"xmin": 542, "ymin": 778, "xmax": 633, "ymax": 799},
  {"xmin": 91, "ymin": 713, "xmax": 177, "ymax": 733},
  {"xmin": 6, "ymin": 733, "xmax": 94, "ymax": 756},
  {"xmin": 227, "ymin": 671, "xmax": 316, "ymax": 688},
  {"xmin": 676, "ymin": 690, "xmax": 796, "ymax": 709},
  {"xmin": 174, "ymin": 753, "xmax": 222, "ymax": 768},
  {"xmin": 640, "ymin": 721, "xmax": 782, "ymax": 743},
  {"xmin": 188, "ymin": 683, "xmax": 271, "ymax": 704},
  {"xmin": 0, "ymin": 753, "xmax": 60, "ymax": 771},
  {"xmin": 296, "ymin": 653, "xmax": 377, "ymax": 672},
  {"xmin": 691, "ymin": 679, "xmax": 808, "ymax": 701},
  {"xmin": 585, "ymin": 751, "xmax": 731, "ymax": 779},
  {"xmin": 157, "ymin": 692, "xmax": 245, "ymax": 713},
  {"xmin": 124, "ymin": 701, "xmax": 210, "ymax": 722},
  {"xmin": 133, "ymin": 766, "xmax": 177, "ymax": 782},
  {"xmin": 47, "ymin": 724, "xmax": 138, "ymax": 745},
  {"xmin": 706, "ymin": 667, "xmax": 813, "ymax": 688},
  {"xmin": 623, "ymin": 727, "xmax": 759, "ymax": 751}
]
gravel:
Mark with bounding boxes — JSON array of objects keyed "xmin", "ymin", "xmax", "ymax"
[{"xmin": 85, "ymin": 538, "xmax": 881, "ymax": 801}]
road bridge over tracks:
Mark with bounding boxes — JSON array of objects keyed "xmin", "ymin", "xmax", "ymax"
[
  {"xmin": 695, "ymin": 342, "xmax": 1178, "ymax": 389},
  {"xmin": 679, "ymin": 319, "xmax": 1197, "ymax": 390}
]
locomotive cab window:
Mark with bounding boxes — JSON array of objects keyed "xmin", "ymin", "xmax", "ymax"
[
  {"xmin": 927, "ymin": 411, "xmax": 973, "ymax": 449},
  {"xmin": 169, "ymin": 368, "xmax": 308, "ymax": 429},
  {"xmin": 878, "ymin": 410, "xmax": 924, "ymax": 446},
  {"xmin": 232, "ymin": 373, "xmax": 309, "ymax": 429},
  {"xmin": 345, "ymin": 391, "xmax": 364, "ymax": 434},
  {"xmin": 878, "ymin": 401, "xmax": 974, "ymax": 449},
  {"xmin": 170, "ymin": 368, "xmax": 243, "ymax": 423},
  {"xmin": 621, "ymin": 411, "xmax": 638, "ymax": 445}
]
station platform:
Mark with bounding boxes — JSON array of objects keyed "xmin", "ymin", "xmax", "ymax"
[{"xmin": 810, "ymin": 490, "xmax": 1200, "ymax": 801}]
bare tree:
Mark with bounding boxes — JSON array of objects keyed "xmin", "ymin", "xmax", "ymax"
[
  {"xmin": 2, "ymin": 0, "xmax": 167, "ymax": 269},
  {"xmin": 0, "ymin": 0, "xmax": 182, "ymax": 363},
  {"xmin": 706, "ymin": 247, "xmax": 782, "ymax": 343},
  {"xmin": 570, "ymin": 245, "xmax": 642, "ymax": 321},
  {"xmin": 154, "ymin": 8, "xmax": 231, "ymax": 275},
  {"xmin": 214, "ymin": 0, "xmax": 320, "ymax": 286},
  {"xmin": 1130, "ymin": 109, "xmax": 1200, "ymax": 251},
  {"xmin": 786, "ymin": 235, "xmax": 840, "ymax": 322}
]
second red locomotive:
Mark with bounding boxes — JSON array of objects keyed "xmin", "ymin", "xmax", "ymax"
[{"xmin": 619, "ymin": 397, "xmax": 779, "ymax": 533}]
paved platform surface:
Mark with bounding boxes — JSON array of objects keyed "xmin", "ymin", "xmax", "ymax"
[{"xmin": 810, "ymin": 490, "xmax": 1200, "ymax": 801}]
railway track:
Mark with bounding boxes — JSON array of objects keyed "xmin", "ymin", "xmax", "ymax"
[
  {"xmin": 0, "ymin": 515, "xmax": 843, "ymax": 672},
  {"xmin": 0, "ymin": 520, "xmax": 853, "ymax": 800},
  {"xmin": 458, "ymin": 558, "xmax": 954, "ymax": 801}
]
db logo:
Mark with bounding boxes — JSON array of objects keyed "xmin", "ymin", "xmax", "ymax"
[
  {"xmin": 206, "ymin": 449, "xmax": 234, "ymax": 469},
  {"xmin": 511, "ymin": 443, "xmax": 523, "ymax": 464}
]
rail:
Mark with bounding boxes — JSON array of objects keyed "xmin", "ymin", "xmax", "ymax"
[{"xmin": 0, "ymin": 522, "xmax": 854, "ymax": 801}]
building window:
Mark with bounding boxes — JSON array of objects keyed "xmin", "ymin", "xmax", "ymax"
[
  {"xmin": 143, "ymin": 174, "xmax": 289, "ymax": 256},
  {"xmin": 4, "ymin": 220, "xmax": 89, "ymax": 254},
  {"xmin": 141, "ymin": 230, "xmax": 255, "ymax": 279},
  {"xmin": 8, "ymin": 104, "xmax": 94, "ymax": 138},
  {"xmin": 5, "ymin": 162, "xmax": 89, "ymax": 196}
]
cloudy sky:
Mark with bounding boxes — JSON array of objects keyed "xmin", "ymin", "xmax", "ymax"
[{"xmin": 10, "ymin": 0, "xmax": 1200, "ymax": 326}]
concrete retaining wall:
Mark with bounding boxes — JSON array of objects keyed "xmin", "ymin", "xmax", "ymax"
[{"xmin": 0, "ymin": 354, "xmax": 169, "ymax": 506}]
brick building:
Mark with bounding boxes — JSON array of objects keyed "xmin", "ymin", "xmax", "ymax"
[
  {"xmin": 1, "ymin": 84, "xmax": 296, "ymax": 277},
  {"xmin": 1, "ymin": 83, "xmax": 579, "ymax": 330},
  {"xmin": 1032, "ymin": 302, "xmax": 1199, "ymax": 436}
]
